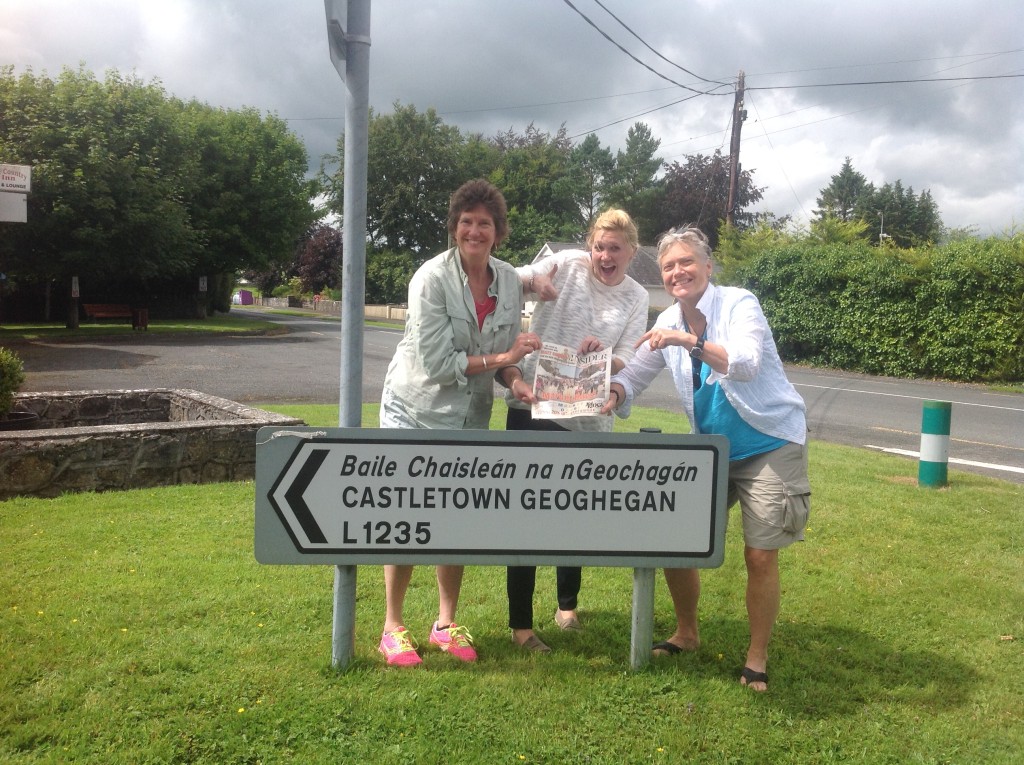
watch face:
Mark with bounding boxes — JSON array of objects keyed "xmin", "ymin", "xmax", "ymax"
[{"xmin": 690, "ymin": 346, "xmax": 703, "ymax": 359}]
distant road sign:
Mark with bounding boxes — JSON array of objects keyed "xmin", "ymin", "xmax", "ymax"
[
  {"xmin": 256, "ymin": 427, "xmax": 729, "ymax": 568},
  {"xmin": 0, "ymin": 164, "xmax": 31, "ymax": 193}
]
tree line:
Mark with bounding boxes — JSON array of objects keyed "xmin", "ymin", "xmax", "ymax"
[
  {"xmin": 0, "ymin": 66, "xmax": 315, "ymax": 320},
  {"xmin": 3, "ymin": 67, "xmax": 958, "ymax": 321}
]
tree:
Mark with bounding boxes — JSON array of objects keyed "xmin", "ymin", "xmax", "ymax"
[
  {"xmin": 488, "ymin": 123, "xmax": 578, "ymax": 231},
  {"xmin": 182, "ymin": 103, "xmax": 315, "ymax": 280},
  {"xmin": 652, "ymin": 150, "xmax": 764, "ymax": 249},
  {"xmin": 322, "ymin": 103, "xmax": 470, "ymax": 259},
  {"xmin": 814, "ymin": 157, "xmax": 873, "ymax": 222},
  {"xmin": 602, "ymin": 123, "xmax": 664, "ymax": 239},
  {"xmin": 296, "ymin": 224, "xmax": 342, "ymax": 294},
  {"xmin": 365, "ymin": 251, "xmax": 416, "ymax": 304},
  {"xmin": 565, "ymin": 134, "xmax": 615, "ymax": 232},
  {"xmin": 813, "ymin": 158, "xmax": 943, "ymax": 247},
  {"xmin": 0, "ymin": 65, "xmax": 315, "ymax": 319},
  {"xmin": 0, "ymin": 67, "xmax": 198, "ymax": 295}
]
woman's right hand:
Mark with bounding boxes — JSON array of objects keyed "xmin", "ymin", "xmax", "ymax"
[{"xmin": 507, "ymin": 332, "xmax": 543, "ymax": 363}]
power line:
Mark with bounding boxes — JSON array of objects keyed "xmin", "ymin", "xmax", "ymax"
[
  {"xmin": 560, "ymin": 0, "xmax": 728, "ymax": 97},
  {"xmin": 567, "ymin": 92, "xmax": 703, "ymax": 140},
  {"xmin": 746, "ymin": 73, "xmax": 1023, "ymax": 91},
  {"xmin": 735, "ymin": 48, "xmax": 1023, "ymax": 80},
  {"xmin": 744, "ymin": 91, "xmax": 809, "ymax": 223},
  {"xmin": 589, "ymin": 0, "xmax": 728, "ymax": 86}
]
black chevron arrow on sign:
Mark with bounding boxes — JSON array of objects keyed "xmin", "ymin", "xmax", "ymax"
[{"xmin": 284, "ymin": 448, "xmax": 329, "ymax": 544}]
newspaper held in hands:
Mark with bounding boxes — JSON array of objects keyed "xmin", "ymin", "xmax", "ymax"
[{"xmin": 531, "ymin": 341, "xmax": 612, "ymax": 420}]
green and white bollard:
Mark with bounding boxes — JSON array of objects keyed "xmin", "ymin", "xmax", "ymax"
[{"xmin": 919, "ymin": 400, "xmax": 952, "ymax": 488}]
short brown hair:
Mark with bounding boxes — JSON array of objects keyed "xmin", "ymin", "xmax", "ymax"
[{"xmin": 447, "ymin": 179, "xmax": 509, "ymax": 249}]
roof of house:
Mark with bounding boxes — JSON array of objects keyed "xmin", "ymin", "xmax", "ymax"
[{"xmin": 531, "ymin": 242, "xmax": 662, "ymax": 287}]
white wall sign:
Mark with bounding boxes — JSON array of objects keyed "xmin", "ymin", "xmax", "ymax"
[
  {"xmin": 0, "ymin": 192, "xmax": 27, "ymax": 223},
  {"xmin": 0, "ymin": 164, "xmax": 31, "ymax": 193},
  {"xmin": 256, "ymin": 427, "xmax": 730, "ymax": 568}
]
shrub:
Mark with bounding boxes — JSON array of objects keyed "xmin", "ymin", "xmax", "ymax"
[
  {"xmin": 0, "ymin": 346, "xmax": 26, "ymax": 417},
  {"xmin": 733, "ymin": 235, "xmax": 1024, "ymax": 382}
]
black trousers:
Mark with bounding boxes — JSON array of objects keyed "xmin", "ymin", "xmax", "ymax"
[{"xmin": 505, "ymin": 407, "xmax": 582, "ymax": 630}]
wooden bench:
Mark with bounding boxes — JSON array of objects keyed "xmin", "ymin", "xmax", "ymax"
[{"xmin": 82, "ymin": 303, "xmax": 148, "ymax": 330}]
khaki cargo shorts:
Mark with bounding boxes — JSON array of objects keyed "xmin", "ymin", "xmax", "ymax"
[{"xmin": 727, "ymin": 441, "xmax": 811, "ymax": 551}]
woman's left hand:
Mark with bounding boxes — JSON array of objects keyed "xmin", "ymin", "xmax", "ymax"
[{"xmin": 578, "ymin": 335, "xmax": 604, "ymax": 354}]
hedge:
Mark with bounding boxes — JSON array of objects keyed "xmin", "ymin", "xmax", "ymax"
[{"xmin": 734, "ymin": 237, "xmax": 1024, "ymax": 382}]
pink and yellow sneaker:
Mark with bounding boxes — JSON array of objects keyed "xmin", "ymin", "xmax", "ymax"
[
  {"xmin": 378, "ymin": 627, "xmax": 423, "ymax": 667},
  {"xmin": 429, "ymin": 622, "xmax": 478, "ymax": 662}
]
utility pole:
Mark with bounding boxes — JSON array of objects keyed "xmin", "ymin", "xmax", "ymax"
[{"xmin": 726, "ymin": 70, "xmax": 746, "ymax": 226}]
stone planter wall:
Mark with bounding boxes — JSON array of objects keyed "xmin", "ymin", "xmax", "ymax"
[{"xmin": 0, "ymin": 389, "xmax": 303, "ymax": 500}]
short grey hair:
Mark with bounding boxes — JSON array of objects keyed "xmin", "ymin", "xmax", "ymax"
[{"xmin": 657, "ymin": 226, "xmax": 712, "ymax": 263}]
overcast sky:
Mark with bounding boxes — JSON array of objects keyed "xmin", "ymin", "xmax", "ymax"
[{"xmin": 4, "ymin": 0, "xmax": 1022, "ymax": 237}]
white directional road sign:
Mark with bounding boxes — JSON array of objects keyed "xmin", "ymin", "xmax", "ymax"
[{"xmin": 256, "ymin": 427, "xmax": 729, "ymax": 568}]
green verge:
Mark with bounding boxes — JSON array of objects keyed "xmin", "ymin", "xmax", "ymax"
[
  {"xmin": 1, "ymin": 404, "xmax": 1021, "ymax": 764},
  {"xmin": 0, "ymin": 316, "xmax": 279, "ymax": 342}
]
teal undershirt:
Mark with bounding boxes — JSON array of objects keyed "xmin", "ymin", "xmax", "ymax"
[{"xmin": 693, "ymin": 362, "xmax": 786, "ymax": 461}]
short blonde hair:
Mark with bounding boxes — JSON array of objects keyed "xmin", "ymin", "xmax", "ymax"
[{"xmin": 587, "ymin": 208, "xmax": 639, "ymax": 252}]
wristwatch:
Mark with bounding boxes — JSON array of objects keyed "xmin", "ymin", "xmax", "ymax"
[{"xmin": 689, "ymin": 337, "xmax": 705, "ymax": 360}]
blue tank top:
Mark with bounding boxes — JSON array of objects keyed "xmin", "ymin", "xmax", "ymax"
[{"xmin": 693, "ymin": 362, "xmax": 786, "ymax": 461}]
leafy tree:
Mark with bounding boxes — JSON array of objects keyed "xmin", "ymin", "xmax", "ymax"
[
  {"xmin": 181, "ymin": 103, "xmax": 315, "ymax": 280},
  {"xmin": 0, "ymin": 67, "xmax": 197, "ymax": 295},
  {"xmin": 602, "ymin": 123, "xmax": 664, "ymax": 238},
  {"xmin": 652, "ymin": 150, "xmax": 764, "ymax": 248},
  {"xmin": 488, "ymin": 123, "xmax": 578, "ymax": 231},
  {"xmin": 604, "ymin": 123, "xmax": 663, "ymax": 204},
  {"xmin": 296, "ymin": 224, "xmax": 342, "ymax": 294},
  {"xmin": 322, "ymin": 102, "xmax": 468, "ymax": 259},
  {"xmin": 813, "ymin": 158, "xmax": 943, "ymax": 247},
  {"xmin": 498, "ymin": 206, "xmax": 580, "ymax": 267},
  {"xmin": 366, "ymin": 250, "xmax": 416, "ymax": 304},
  {"xmin": 0, "ymin": 65, "xmax": 315, "ymax": 320}
]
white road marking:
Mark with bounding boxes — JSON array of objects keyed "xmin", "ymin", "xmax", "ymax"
[
  {"xmin": 795, "ymin": 383, "xmax": 1024, "ymax": 413},
  {"xmin": 864, "ymin": 445, "xmax": 1024, "ymax": 475}
]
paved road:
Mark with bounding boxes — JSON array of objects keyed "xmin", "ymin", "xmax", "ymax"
[{"xmin": 14, "ymin": 308, "xmax": 1024, "ymax": 483}]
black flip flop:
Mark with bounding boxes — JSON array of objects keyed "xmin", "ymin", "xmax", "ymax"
[
  {"xmin": 652, "ymin": 640, "xmax": 684, "ymax": 655},
  {"xmin": 740, "ymin": 666, "xmax": 769, "ymax": 688}
]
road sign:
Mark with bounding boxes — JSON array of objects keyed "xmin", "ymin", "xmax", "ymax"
[
  {"xmin": 256, "ymin": 427, "xmax": 729, "ymax": 568},
  {"xmin": 324, "ymin": 0, "xmax": 350, "ymax": 79},
  {"xmin": 0, "ymin": 164, "xmax": 31, "ymax": 193}
]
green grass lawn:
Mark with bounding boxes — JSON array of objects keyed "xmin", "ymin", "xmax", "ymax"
[
  {"xmin": 0, "ymin": 315, "xmax": 280, "ymax": 341},
  {"xmin": 2, "ymin": 404, "xmax": 1022, "ymax": 764}
]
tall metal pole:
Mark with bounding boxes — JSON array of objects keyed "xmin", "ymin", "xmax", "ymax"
[
  {"xmin": 325, "ymin": 0, "xmax": 371, "ymax": 669},
  {"xmin": 726, "ymin": 70, "xmax": 745, "ymax": 226}
]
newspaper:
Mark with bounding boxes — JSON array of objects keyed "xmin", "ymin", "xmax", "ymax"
[{"xmin": 530, "ymin": 341, "xmax": 612, "ymax": 419}]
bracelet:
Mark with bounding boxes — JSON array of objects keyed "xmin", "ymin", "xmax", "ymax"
[
  {"xmin": 610, "ymin": 388, "xmax": 621, "ymax": 405},
  {"xmin": 529, "ymin": 274, "xmax": 535, "ymax": 292},
  {"xmin": 482, "ymin": 356, "xmax": 488, "ymax": 370}
]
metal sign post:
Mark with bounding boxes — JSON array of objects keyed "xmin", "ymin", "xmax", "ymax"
[{"xmin": 323, "ymin": 0, "xmax": 372, "ymax": 669}]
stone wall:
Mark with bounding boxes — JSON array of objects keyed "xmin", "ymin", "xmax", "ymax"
[{"xmin": 0, "ymin": 389, "xmax": 303, "ymax": 500}]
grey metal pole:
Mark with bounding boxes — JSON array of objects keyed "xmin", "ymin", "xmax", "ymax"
[
  {"xmin": 631, "ymin": 426, "xmax": 661, "ymax": 669},
  {"xmin": 630, "ymin": 567, "xmax": 655, "ymax": 670},
  {"xmin": 330, "ymin": 0, "xmax": 371, "ymax": 670}
]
